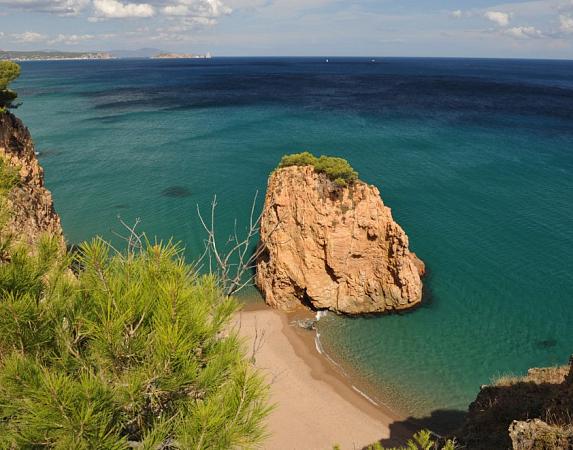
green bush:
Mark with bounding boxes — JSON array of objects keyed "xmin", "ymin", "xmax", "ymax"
[
  {"xmin": 277, "ymin": 151, "xmax": 358, "ymax": 187},
  {"xmin": 0, "ymin": 157, "xmax": 20, "ymax": 195},
  {"xmin": 0, "ymin": 61, "xmax": 21, "ymax": 112},
  {"xmin": 0, "ymin": 157, "xmax": 20, "ymax": 254},
  {"xmin": 0, "ymin": 61, "xmax": 20, "ymax": 90},
  {"xmin": 0, "ymin": 236, "xmax": 271, "ymax": 448},
  {"xmin": 278, "ymin": 151, "xmax": 318, "ymax": 168},
  {"xmin": 361, "ymin": 429, "xmax": 457, "ymax": 450},
  {"xmin": 0, "ymin": 89, "xmax": 17, "ymax": 113}
]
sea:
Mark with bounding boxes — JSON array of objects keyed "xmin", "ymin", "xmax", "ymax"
[{"xmin": 13, "ymin": 57, "xmax": 573, "ymax": 426}]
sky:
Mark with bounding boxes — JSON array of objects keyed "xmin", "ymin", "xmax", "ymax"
[{"xmin": 0, "ymin": 0, "xmax": 572, "ymax": 58}]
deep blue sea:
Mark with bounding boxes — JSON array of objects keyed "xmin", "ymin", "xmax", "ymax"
[{"xmin": 14, "ymin": 57, "xmax": 573, "ymax": 423}]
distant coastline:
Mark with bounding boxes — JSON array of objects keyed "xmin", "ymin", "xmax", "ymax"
[
  {"xmin": 0, "ymin": 49, "xmax": 212, "ymax": 62},
  {"xmin": 0, "ymin": 50, "xmax": 114, "ymax": 62},
  {"xmin": 151, "ymin": 52, "xmax": 212, "ymax": 59}
]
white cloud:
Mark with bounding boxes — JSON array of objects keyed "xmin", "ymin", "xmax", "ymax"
[
  {"xmin": 162, "ymin": 4, "xmax": 189, "ymax": 15},
  {"xmin": 0, "ymin": 0, "xmax": 89, "ymax": 15},
  {"xmin": 48, "ymin": 33, "xmax": 96, "ymax": 44},
  {"xmin": 90, "ymin": 0, "xmax": 231, "ymax": 21},
  {"xmin": 161, "ymin": 0, "xmax": 231, "ymax": 18},
  {"xmin": 0, "ymin": 0, "xmax": 233, "ymax": 19},
  {"xmin": 11, "ymin": 31, "xmax": 47, "ymax": 43},
  {"xmin": 484, "ymin": 10, "xmax": 511, "ymax": 26},
  {"xmin": 560, "ymin": 14, "xmax": 573, "ymax": 32},
  {"xmin": 3, "ymin": 31, "xmax": 118, "ymax": 46},
  {"xmin": 503, "ymin": 26, "xmax": 544, "ymax": 39},
  {"xmin": 450, "ymin": 9, "xmax": 463, "ymax": 19},
  {"xmin": 92, "ymin": 0, "xmax": 155, "ymax": 18}
]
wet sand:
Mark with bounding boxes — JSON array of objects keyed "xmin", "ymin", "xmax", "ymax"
[{"xmin": 236, "ymin": 304, "xmax": 412, "ymax": 450}]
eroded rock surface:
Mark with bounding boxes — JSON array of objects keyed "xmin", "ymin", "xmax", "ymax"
[
  {"xmin": 0, "ymin": 112, "xmax": 63, "ymax": 251},
  {"xmin": 255, "ymin": 165, "xmax": 424, "ymax": 314},
  {"xmin": 509, "ymin": 419, "xmax": 573, "ymax": 450}
]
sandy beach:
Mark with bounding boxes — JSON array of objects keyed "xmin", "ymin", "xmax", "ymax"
[{"xmin": 236, "ymin": 304, "xmax": 412, "ymax": 450}]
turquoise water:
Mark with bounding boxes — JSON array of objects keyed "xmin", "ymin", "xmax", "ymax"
[{"xmin": 13, "ymin": 58, "xmax": 573, "ymax": 421}]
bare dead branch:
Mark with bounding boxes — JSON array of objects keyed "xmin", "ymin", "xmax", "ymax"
[
  {"xmin": 196, "ymin": 192, "xmax": 266, "ymax": 296},
  {"xmin": 111, "ymin": 216, "xmax": 144, "ymax": 257},
  {"xmin": 249, "ymin": 317, "xmax": 266, "ymax": 365}
]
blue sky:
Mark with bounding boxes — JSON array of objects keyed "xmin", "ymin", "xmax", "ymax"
[{"xmin": 0, "ymin": 0, "xmax": 572, "ymax": 58}]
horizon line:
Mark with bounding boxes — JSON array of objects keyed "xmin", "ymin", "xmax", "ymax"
[{"xmin": 7, "ymin": 54, "xmax": 573, "ymax": 62}]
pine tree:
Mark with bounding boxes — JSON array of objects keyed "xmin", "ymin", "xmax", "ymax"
[
  {"xmin": 0, "ymin": 61, "xmax": 21, "ymax": 112},
  {"xmin": 0, "ymin": 235, "xmax": 271, "ymax": 448}
]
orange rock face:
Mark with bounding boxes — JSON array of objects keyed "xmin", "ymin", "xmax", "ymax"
[
  {"xmin": 0, "ymin": 113, "xmax": 64, "ymax": 251},
  {"xmin": 255, "ymin": 166, "xmax": 424, "ymax": 314}
]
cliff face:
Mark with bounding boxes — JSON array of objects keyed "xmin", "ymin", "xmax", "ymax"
[
  {"xmin": 255, "ymin": 165, "xmax": 424, "ymax": 314},
  {"xmin": 0, "ymin": 112, "xmax": 63, "ymax": 251},
  {"xmin": 458, "ymin": 357, "xmax": 573, "ymax": 449}
]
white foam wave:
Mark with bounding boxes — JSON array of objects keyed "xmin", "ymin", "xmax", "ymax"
[
  {"xmin": 351, "ymin": 385, "xmax": 380, "ymax": 406},
  {"xmin": 313, "ymin": 318, "xmax": 385, "ymax": 410},
  {"xmin": 314, "ymin": 332, "xmax": 323, "ymax": 354}
]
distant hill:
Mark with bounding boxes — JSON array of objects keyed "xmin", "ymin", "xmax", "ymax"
[
  {"xmin": 0, "ymin": 48, "xmax": 208, "ymax": 61},
  {"xmin": 0, "ymin": 50, "xmax": 112, "ymax": 61}
]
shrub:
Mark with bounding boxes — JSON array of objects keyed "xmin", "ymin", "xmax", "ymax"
[
  {"xmin": 361, "ymin": 429, "xmax": 457, "ymax": 450},
  {"xmin": 0, "ymin": 61, "xmax": 20, "ymax": 90},
  {"xmin": 278, "ymin": 151, "xmax": 318, "ymax": 168},
  {"xmin": 0, "ymin": 157, "xmax": 20, "ymax": 195},
  {"xmin": 0, "ymin": 236, "xmax": 271, "ymax": 448},
  {"xmin": 0, "ymin": 157, "xmax": 20, "ymax": 255},
  {"xmin": 0, "ymin": 61, "xmax": 21, "ymax": 112},
  {"xmin": 278, "ymin": 151, "xmax": 358, "ymax": 187}
]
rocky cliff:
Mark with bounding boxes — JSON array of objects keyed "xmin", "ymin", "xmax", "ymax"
[
  {"xmin": 0, "ymin": 112, "xmax": 63, "ymax": 252},
  {"xmin": 458, "ymin": 357, "xmax": 573, "ymax": 449},
  {"xmin": 255, "ymin": 165, "xmax": 424, "ymax": 314}
]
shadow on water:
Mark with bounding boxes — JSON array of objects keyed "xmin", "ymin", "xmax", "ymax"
[
  {"xmin": 325, "ymin": 269, "xmax": 439, "ymax": 322},
  {"xmin": 418, "ymin": 267, "xmax": 437, "ymax": 310},
  {"xmin": 161, "ymin": 186, "xmax": 192, "ymax": 198},
  {"xmin": 365, "ymin": 409, "xmax": 467, "ymax": 449},
  {"xmin": 535, "ymin": 338, "xmax": 557, "ymax": 349}
]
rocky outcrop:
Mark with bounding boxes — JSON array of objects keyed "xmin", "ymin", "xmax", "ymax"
[
  {"xmin": 509, "ymin": 419, "xmax": 573, "ymax": 450},
  {"xmin": 457, "ymin": 357, "xmax": 573, "ymax": 449},
  {"xmin": 255, "ymin": 165, "xmax": 424, "ymax": 314},
  {"xmin": 0, "ymin": 112, "xmax": 63, "ymax": 251}
]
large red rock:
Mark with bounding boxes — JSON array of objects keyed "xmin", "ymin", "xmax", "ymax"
[{"xmin": 255, "ymin": 165, "xmax": 424, "ymax": 314}]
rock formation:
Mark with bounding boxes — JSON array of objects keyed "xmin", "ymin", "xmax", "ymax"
[
  {"xmin": 0, "ymin": 112, "xmax": 63, "ymax": 251},
  {"xmin": 509, "ymin": 419, "xmax": 573, "ymax": 450},
  {"xmin": 255, "ymin": 165, "xmax": 424, "ymax": 314},
  {"xmin": 458, "ymin": 357, "xmax": 573, "ymax": 449}
]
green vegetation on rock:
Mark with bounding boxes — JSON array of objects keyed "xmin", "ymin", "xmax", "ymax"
[
  {"xmin": 0, "ymin": 157, "xmax": 19, "ymax": 254},
  {"xmin": 0, "ymin": 235, "xmax": 271, "ymax": 448},
  {"xmin": 0, "ymin": 156, "xmax": 20, "ymax": 195},
  {"xmin": 278, "ymin": 151, "xmax": 359, "ymax": 187},
  {"xmin": 0, "ymin": 61, "xmax": 21, "ymax": 113}
]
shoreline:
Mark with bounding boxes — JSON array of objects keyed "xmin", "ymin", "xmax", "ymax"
[{"xmin": 236, "ymin": 302, "xmax": 416, "ymax": 449}]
